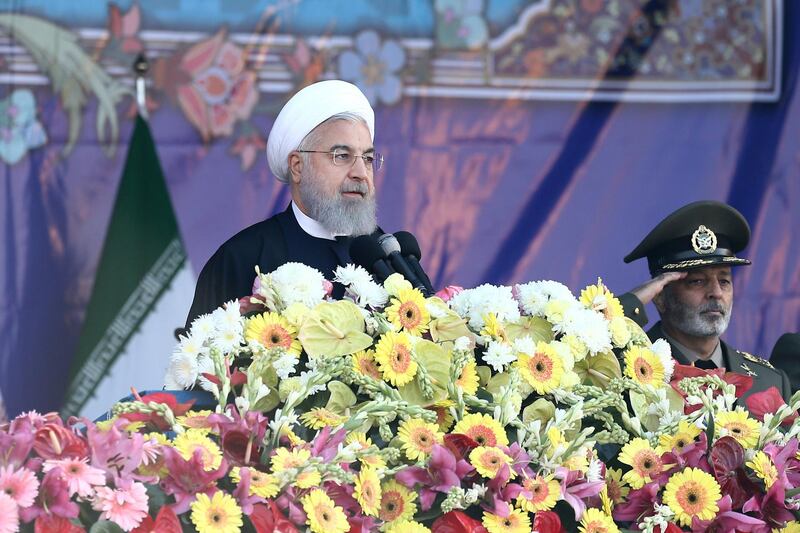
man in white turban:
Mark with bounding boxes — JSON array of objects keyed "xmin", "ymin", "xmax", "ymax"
[{"xmin": 185, "ymin": 80, "xmax": 382, "ymax": 325}]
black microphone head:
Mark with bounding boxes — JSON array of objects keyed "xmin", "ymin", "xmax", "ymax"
[
  {"xmin": 377, "ymin": 233, "xmax": 402, "ymax": 255},
  {"xmin": 349, "ymin": 235, "xmax": 387, "ymax": 269},
  {"xmin": 394, "ymin": 231, "xmax": 422, "ymax": 260}
]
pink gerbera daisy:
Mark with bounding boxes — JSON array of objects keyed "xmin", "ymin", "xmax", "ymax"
[
  {"xmin": 92, "ymin": 482, "xmax": 149, "ymax": 531},
  {"xmin": 0, "ymin": 492, "xmax": 19, "ymax": 533},
  {"xmin": 0, "ymin": 465, "xmax": 39, "ymax": 507},
  {"xmin": 43, "ymin": 458, "xmax": 106, "ymax": 498}
]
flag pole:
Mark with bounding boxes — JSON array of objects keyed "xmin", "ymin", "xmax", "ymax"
[{"xmin": 133, "ymin": 52, "xmax": 149, "ymax": 120}]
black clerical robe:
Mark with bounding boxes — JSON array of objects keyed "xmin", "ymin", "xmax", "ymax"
[{"xmin": 185, "ymin": 205, "xmax": 351, "ymax": 327}]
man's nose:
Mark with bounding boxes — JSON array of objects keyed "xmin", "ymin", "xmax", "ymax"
[
  {"xmin": 707, "ymin": 280, "xmax": 724, "ymax": 299},
  {"xmin": 348, "ymin": 155, "xmax": 370, "ymax": 180}
]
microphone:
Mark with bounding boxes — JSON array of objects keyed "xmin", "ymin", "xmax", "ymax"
[
  {"xmin": 394, "ymin": 231, "xmax": 435, "ymax": 294},
  {"xmin": 377, "ymin": 233, "xmax": 431, "ymax": 295},
  {"xmin": 349, "ymin": 235, "xmax": 396, "ymax": 283}
]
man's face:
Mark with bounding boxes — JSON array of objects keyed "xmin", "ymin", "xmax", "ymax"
[
  {"xmin": 655, "ymin": 265, "xmax": 734, "ymax": 339},
  {"xmin": 294, "ymin": 119, "xmax": 377, "ymax": 236}
]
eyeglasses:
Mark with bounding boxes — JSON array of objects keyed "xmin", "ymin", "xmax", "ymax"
[{"xmin": 297, "ymin": 148, "xmax": 384, "ymax": 172}]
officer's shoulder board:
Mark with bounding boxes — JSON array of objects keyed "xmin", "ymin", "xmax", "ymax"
[{"xmin": 738, "ymin": 350, "xmax": 775, "ymax": 370}]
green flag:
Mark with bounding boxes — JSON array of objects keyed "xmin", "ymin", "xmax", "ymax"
[{"xmin": 63, "ymin": 115, "xmax": 194, "ymax": 417}]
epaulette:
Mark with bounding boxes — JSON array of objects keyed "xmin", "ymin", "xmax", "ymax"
[{"xmin": 739, "ymin": 350, "xmax": 775, "ymax": 370}]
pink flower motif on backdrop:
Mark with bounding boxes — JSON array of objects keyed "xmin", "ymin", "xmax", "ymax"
[
  {"xmin": 0, "ymin": 465, "xmax": 39, "ymax": 507},
  {"xmin": 230, "ymin": 132, "xmax": 266, "ymax": 171},
  {"xmin": 176, "ymin": 29, "xmax": 258, "ymax": 141}
]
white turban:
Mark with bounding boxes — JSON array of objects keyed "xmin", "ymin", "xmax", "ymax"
[{"xmin": 266, "ymin": 80, "xmax": 375, "ymax": 183}]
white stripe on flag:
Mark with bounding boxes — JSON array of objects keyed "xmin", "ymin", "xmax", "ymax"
[{"xmin": 79, "ymin": 263, "xmax": 195, "ymax": 420}]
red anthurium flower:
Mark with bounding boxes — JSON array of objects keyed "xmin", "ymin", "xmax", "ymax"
[
  {"xmin": 432, "ymin": 510, "xmax": 488, "ymax": 533},
  {"xmin": 131, "ymin": 506, "xmax": 182, "ymax": 533},
  {"xmin": 443, "ymin": 433, "xmax": 479, "ymax": 461},
  {"xmin": 34, "ymin": 514, "xmax": 86, "ymax": 533},
  {"xmin": 746, "ymin": 386, "xmax": 797, "ymax": 426},
  {"xmin": 709, "ymin": 436, "xmax": 758, "ymax": 509},
  {"xmin": 531, "ymin": 510, "xmax": 566, "ymax": 533},
  {"xmin": 249, "ymin": 501, "xmax": 299, "ymax": 533}
]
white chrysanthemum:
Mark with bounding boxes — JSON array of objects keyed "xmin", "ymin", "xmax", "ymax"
[
  {"xmin": 273, "ymin": 351, "xmax": 299, "ymax": 380},
  {"xmin": 609, "ymin": 316, "xmax": 631, "ymax": 348},
  {"xmin": 449, "ymin": 284, "xmax": 520, "ymax": 330},
  {"xmin": 189, "ymin": 314, "xmax": 216, "ymax": 343},
  {"xmin": 334, "ymin": 264, "xmax": 374, "ymax": 286},
  {"xmin": 165, "ymin": 351, "xmax": 199, "ymax": 389},
  {"xmin": 515, "ymin": 280, "xmax": 576, "ymax": 317},
  {"xmin": 651, "ymin": 339, "xmax": 675, "ymax": 383},
  {"xmin": 558, "ymin": 306, "xmax": 612, "ymax": 355},
  {"xmin": 512, "ymin": 335, "xmax": 535, "ymax": 355},
  {"xmin": 212, "ymin": 323, "xmax": 243, "ymax": 353},
  {"xmin": 270, "ymin": 262, "xmax": 327, "ymax": 309},
  {"xmin": 212, "ymin": 299, "xmax": 243, "ymax": 331},
  {"xmin": 196, "ymin": 355, "xmax": 217, "ymax": 393},
  {"xmin": 483, "ymin": 340, "xmax": 516, "ymax": 372},
  {"xmin": 587, "ymin": 456, "xmax": 603, "ymax": 483},
  {"xmin": 550, "ymin": 340, "xmax": 575, "ymax": 372},
  {"xmin": 175, "ymin": 332, "xmax": 207, "ymax": 359}
]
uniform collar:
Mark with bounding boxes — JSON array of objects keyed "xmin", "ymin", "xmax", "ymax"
[{"xmin": 661, "ymin": 329, "xmax": 724, "ymax": 368}]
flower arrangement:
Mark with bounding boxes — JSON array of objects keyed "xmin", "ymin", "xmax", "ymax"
[{"xmin": 2, "ymin": 262, "xmax": 800, "ymax": 532}]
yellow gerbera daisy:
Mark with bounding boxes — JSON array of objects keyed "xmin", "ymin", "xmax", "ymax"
[
  {"xmin": 385, "ymin": 287, "xmax": 430, "ymax": 336},
  {"xmin": 230, "ymin": 467, "xmax": 280, "ymax": 498},
  {"xmin": 354, "ymin": 466, "xmax": 382, "ymax": 517},
  {"xmin": 398, "ymin": 418, "xmax": 443, "ymax": 461},
  {"xmin": 299, "ymin": 407, "xmax": 348, "ymax": 429},
  {"xmin": 580, "ymin": 279, "xmax": 624, "ymax": 320},
  {"xmin": 716, "ymin": 409, "xmax": 761, "ymax": 448},
  {"xmin": 618, "ymin": 438, "xmax": 663, "ymax": 489},
  {"xmin": 280, "ymin": 425, "xmax": 305, "ymax": 447},
  {"xmin": 245, "ymin": 311, "xmax": 301, "ymax": 356},
  {"xmin": 516, "ymin": 341, "xmax": 564, "ymax": 394},
  {"xmin": 429, "ymin": 400, "xmax": 456, "ymax": 432},
  {"xmin": 482, "ymin": 505, "xmax": 531, "ymax": 533},
  {"xmin": 578, "ymin": 508, "xmax": 619, "ymax": 533},
  {"xmin": 662, "ymin": 468, "xmax": 721, "ymax": 526},
  {"xmin": 379, "ymin": 480, "xmax": 417, "ymax": 523},
  {"xmin": 604, "ymin": 468, "xmax": 630, "ymax": 506},
  {"xmin": 517, "ymin": 474, "xmax": 560, "ymax": 512},
  {"xmin": 271, "ymin": 448, "xmax": 311, "ymax": 472},
  {"xmin": 480, "ymin": 313, "xmax": 508, "ymax": 342},
  {"xmin": 452, "ymin": 413, "xmax": 509, "ymax": 448},
  {"xmin": 294, "ymin": 469, "xmax": 322, "ymax": 489},
  {"xmin": 746, "ymin": 451, "xmax": 778, "ymax": 489},
  {"xmin": 345, "ymin": 432, "xmax": 385, "ymax": 469},
  {"xmin": 301, "ymin": 489, "xmax": 349, "ymax": 533},
  {"xmin": 658, "ymin": 420, "xmax": 702, "ymax": 454},
  {"xmin": 778, "ymin": 522, "xmax": 800, "ymax": 533},
  {"xmin": 469, "ymin": 446, "xmax": 514, "ymax": 479},
  {"xmin": 456, "ymin": 361, "xmax": 480, "ymax": 395},
  {"xmin": 352, "ymin": 350, "xmax": 381, "ymax": 380},
  {"xmin": 173, "ymin": 429, "xmax": 223, "ymax": 471},
  {"xmin": 623, "ymin": 346, "xmax": 665, "ymax": 388},
  {"xmin": 190, "ymin": 491, "xmax": 243, "ymax": 533},
  {"xmin": 374, "ymin": 331, "xmax": 418, "ymax": 386},
  {"xmin": 176, "ymin": 410, "xmax": 215, "ymax": 433},
  {"xmin": 385, "ymin": 521, "xmax": 431, "ymax": 533}
]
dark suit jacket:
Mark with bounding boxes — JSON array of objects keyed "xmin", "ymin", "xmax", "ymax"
[
  {"xmin": 620, "ymin": 293, "xmax": 792, "ymax": 403},
  {"xmin": 185, "ymin": 205, "xmax": 352, "ymax": 327}
]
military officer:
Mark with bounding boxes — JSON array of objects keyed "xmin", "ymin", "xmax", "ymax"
[{"xmin": 618, "ymin": 200, "xmax": 791, "ymax": 404}]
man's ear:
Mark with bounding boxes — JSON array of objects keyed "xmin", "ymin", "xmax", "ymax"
[
  {"xmin": 288, "ymin": 151, "xmax": 304, "ymax": 184},
  {"xmin": 653, "ymin": 290, "xmax": 666, "ymax": 314}
]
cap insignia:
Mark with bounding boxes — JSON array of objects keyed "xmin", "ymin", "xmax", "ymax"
[{"xmin": 691, "ymin": 225, "xmax": 717, "ymax": 255}]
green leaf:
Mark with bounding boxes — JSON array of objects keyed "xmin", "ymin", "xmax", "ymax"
[
  {"xmin": 476, "ymin": 365, "xmax": 492, "ymax": 387},
  {"xmin": 505, "ymin": 317, "xmax": 553, "ymax": 343},
  {"xmin": 398, "ymin": 340, "xmax": 450, "ymax": 406},
  {"xmin": 625, "ymin": 317, "xmax": 651, "ymax": 346},
  {"xmin": 326, "ymin": 381, "xmax": 357, "ymax": 414},
  {"xmin": 298, "ymin": 300, "xmax": 373, "ymax": 357},
  {"xmin": 522, "ymin": 398, "xmax": 556, "ymax": 426},
  {"xmin": 89, "ymin": 521, "xmax": 126, "ymax": 533},
  {"xmin": 428, "ymin": 312, "xmax": 472, "ymax": 344},
  {"xmin": 251, "ymin": 387, "xmax": 280, "ymax": 413},
  {"xmin": 574, "ymin": 351, "xmax": 622, "ymax": 387}
]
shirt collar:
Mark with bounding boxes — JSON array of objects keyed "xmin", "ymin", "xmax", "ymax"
[{"xmin": 662, "ymin": 330, "xmax": 724, "ymax": 368}]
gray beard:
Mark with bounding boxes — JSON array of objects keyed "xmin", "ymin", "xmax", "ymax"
[
  {"xmin": 298, "ymin": 171, "xmax": 377, "ymax": 237},
  {"xmin": 660, "ymin": 290, "xmax": 732, "ymax": 338}
]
